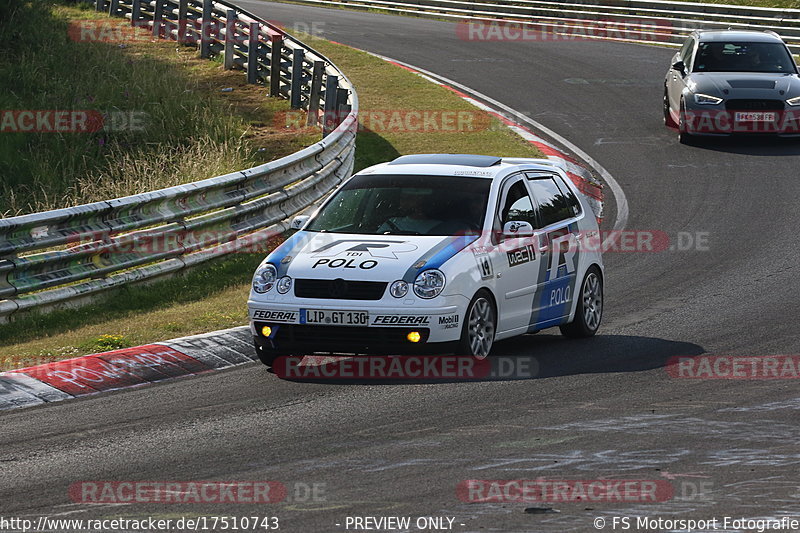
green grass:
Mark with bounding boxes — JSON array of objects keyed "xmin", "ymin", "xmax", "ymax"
[
  {"xmin": 0, "ymin": 1, "xmax": 317, "ymax": 215},
  {"xmin": 0, "ymin": 22, "xmax": 542, "ymax": 369}
]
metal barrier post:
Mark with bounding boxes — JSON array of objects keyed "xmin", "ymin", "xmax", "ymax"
[
  {"xmin": 306, "ymin": 60, "xmax": 324, "ymax": 126},
  {"xmin": 177, "ymin": 0, "xmax": 188, "ymax": 43},
  {"xmin": 131, "ymin": 0, "xmax": 141, "ymax": 26},
  {"xmin": 108, "ymin": 0, "xmax": 119, "ymax": 16},
  {"xmin": 200, "ymin": 0, "xmax": 212, "ymax": 58},
  {"xmin": 152, "ymin": 0, "xmax": 164, "ymax": 38},
  {"xmin": 270, "ymin": 34, "xmax": 283, "ymax": 97},
  {"xmin": 247, "ymin": 22, "xmax": 260, "ymax": 84},
  {"xmin": 290, "ymin": 49, "xmax": 305, "ymax": 109},
  {"xmin": 323, "ymin": 74, "xmax": 338, "ymax": 136},
  {"xmin": 224, "ymin": 10, "xmax": 237, "ymax": 70}
]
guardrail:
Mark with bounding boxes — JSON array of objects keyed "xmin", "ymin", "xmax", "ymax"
[
  {"xmin": 0, "ymin": 0, "xmax": 358, "ymax": 323},
  {"xmin": 288, "ymin": 0, "xmax": 800, "ymax": 52}
]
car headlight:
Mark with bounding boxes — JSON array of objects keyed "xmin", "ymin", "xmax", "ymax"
[
  {"xmin": 694, "ymin": 93, "xmax": 723, "ymax": 105},
  {"xmin": 413, "ymin": 269, "xmax": 445, "ymax": 299},
  {"xmin": 276, "ymin": 276, "xmax": 293, "ymax": 294},
  {"xmin": 389, "ymin": 280, "xmax": 409, "ymax": 298},
  {"xmin": 787, "ymin": 96, "xmax": 800, "ymax": 106},
  {"xmin": 252, "ymin": 263, "xmax": 278, "ymax": 293}
]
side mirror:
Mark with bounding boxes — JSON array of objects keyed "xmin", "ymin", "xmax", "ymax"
[
  {"xmin": 290, "ymin": 215, "xmax": 310, "ymax": 230},
  {"xmin": 502, "ymin": 220, "xmax": 534, "ymax": 238},
  {"xmin": 671, "ymin": 60, "xmax": 686, "ymax": 75}
]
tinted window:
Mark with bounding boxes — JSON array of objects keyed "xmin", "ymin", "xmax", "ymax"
[
  {"xmin": 679, "ymin": 37, "xmax": 695, "ymax": 69},
  {"xmin": 499, "ymin": 180, "xmax": 537, "ymax": 227},
  {"xmin": 556, "ymin": 176, "xmax": 582, "ymax": 217},
  {"xmin": 306, "ymin": 174, "xmax": 490, "ymax": 236},
  {"xmin": 527, "ymin": 177, "xmax": 574, "ymax": 228},
  {"xmin": 693, "ymin": 42, "xmax": 796, "ymax": 73}
]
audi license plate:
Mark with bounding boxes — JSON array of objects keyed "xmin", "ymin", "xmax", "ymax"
[
  {"xmin": 303, "ymin": 309, "xmax": 369, "ymax": 326},
  {"xmin": 734, "ymin": 111, "xmax": 775, "ymax": 122}
]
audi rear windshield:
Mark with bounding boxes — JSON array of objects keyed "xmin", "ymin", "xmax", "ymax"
[
  {"xmin": 693, "ymin": 42, "xmax": 797, "ymax": 73},
  {"xmin": 305, "ymin": 174, "xmax": 491, "ymax": 236}
]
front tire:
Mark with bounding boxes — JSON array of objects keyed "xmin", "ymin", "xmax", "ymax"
[
  {"xmin": 457, "ymin": 290, "xmax": 496, "ymax": 359},
  {"xmin": 560, "ymin": 268, "xmax": 603, "ymax": 338},
  {"xmin": 663, "ymin": 88, "xmax": 677, "ymax": 128},
  {"xmin": 678, "ymin": 99, "xmax": 694, "ymax": 145}
]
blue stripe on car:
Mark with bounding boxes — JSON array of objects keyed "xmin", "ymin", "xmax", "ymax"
[{"xmin": 401, "ymin": 235, "xmax": 479, "ymax": 282}]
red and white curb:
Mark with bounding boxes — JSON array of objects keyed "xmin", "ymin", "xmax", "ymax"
[{"xmin": 0, "ymin": 326, "xmax": 254, "ymax": 410}]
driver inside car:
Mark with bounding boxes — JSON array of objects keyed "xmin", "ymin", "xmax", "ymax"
[{"xmin": 378, "ymin": 192, "xmax": 440, "ymax": 234}]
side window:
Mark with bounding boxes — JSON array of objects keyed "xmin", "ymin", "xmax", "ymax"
[
  {"xmin": 556, "ymin": 176, "xmax": 582, "ymax": 217},
  {"xmin": 527, "ymin": 177, "xmax": 574, "ymax": 228},
  {"xmin": 680, "ymin": 37, "xmax": 695, "ymax": 71},
  {"xmin": 499, "ymin": 180, "xmax": 537, "ymax": 226}
]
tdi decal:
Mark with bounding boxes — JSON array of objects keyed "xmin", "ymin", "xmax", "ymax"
[{"xmin": 311, "ymin": 240, "xmax": 418, "ymax": 259}]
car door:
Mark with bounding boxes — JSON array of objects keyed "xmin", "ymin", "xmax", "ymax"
[
  {"xmin": 525, "ymin": 173, "xmax": 582, "ymax": 329},
  {"xmin": 668, "ymin": 36, "xmax": 695, "ymax": 112},
  {"xmin": 490, "ymin": 174, "xmax": 545, "ymax": 336}
]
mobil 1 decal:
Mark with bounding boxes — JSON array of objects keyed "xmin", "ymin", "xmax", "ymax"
[
  {"xmin": 311, "ymin": 239, "xmax": 418, "ymax": 270},
  {"xmin": 529, "ymin": 224, "xmax": 580, "ymax": 329}
]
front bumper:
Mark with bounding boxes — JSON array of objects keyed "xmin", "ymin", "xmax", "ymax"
[
  {"xmin": 681, "ymin": 107, "xmax": 800, "ymax": 136},
  {"xmin": 248, "ymin": 301, "xmax": 466, "ymax": 355}
]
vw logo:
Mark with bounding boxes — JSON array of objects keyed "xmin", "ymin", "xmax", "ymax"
[{"xmin": 329, "ymin": 278, "xmax": 348, "ymax": 298}]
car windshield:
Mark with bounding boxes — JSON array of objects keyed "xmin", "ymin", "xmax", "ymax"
[
  {"xmin": 305, "ymin": 174, "xmax": 491, "ymax": 236},
  {"xmin": 693, "ymin": 41, "xmax": 796, "ymax": 73}
]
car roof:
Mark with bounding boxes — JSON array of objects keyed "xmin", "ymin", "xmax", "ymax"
[
  {"xmin": 362, "ymin": 154, "xmax": 562, "ymax": 180},
  {"xmin": 692, "ymin": 30, "xmax": 784, "ymax": 43}
]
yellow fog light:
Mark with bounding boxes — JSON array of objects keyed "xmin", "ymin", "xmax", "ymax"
[
  {"xmin": 407, "ymin": 331, "xmax": 421, "ymax": 343},
  {"xmin": 261, "ymin": 326, "xmax": 273, "ymax": 337}
]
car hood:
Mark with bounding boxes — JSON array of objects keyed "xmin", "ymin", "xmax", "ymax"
[
  {"xmin": 688, "ymin": 72, "xmax": 800, "ymax": 99},
  {"xmin": 268, "ymin": 231, "xmax": 479, "ymax": 282}
]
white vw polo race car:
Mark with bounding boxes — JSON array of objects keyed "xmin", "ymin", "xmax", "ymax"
[{"xmin": 248, "ymin": 154, "xmax": 604, "ymax": 366}]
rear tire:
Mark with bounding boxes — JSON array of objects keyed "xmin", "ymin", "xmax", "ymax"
[
  {"xmin": 456, "ymin": 290, "xmax": 496, "ymax": 359},
  {"xmin": 560, "ymin": 267, "xmax": 603, "ymax": 338}
]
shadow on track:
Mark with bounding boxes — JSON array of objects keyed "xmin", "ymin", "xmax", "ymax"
[
  {"xmin": 682, "ymin": 135, "xmax": 800, "ymax": 156},
  {"xmin": 265, "ymin": 334, "xmax": 704, "ymax": 385}
]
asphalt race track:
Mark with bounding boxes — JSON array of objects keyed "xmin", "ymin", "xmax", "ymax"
[{"xmin": 2, "ymin": 3, "xmax": 800, "ymax": 531}]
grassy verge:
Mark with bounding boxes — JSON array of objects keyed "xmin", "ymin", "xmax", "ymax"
[
  {"xmin": 0, "ymin": 1, "xmax": 317, "ymax": 215},
  {"xmin": 0, "ymin": 25, "xmax": 542, "ymax": 369}
]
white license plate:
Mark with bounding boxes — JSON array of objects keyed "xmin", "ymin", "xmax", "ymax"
[
  {"xmin": 303, "ymin": 309, "xmax": 369, "ymax": 326},
  {"xmin": 734, "ymin": 112, "xmax": 776, "ymax": 122}
]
